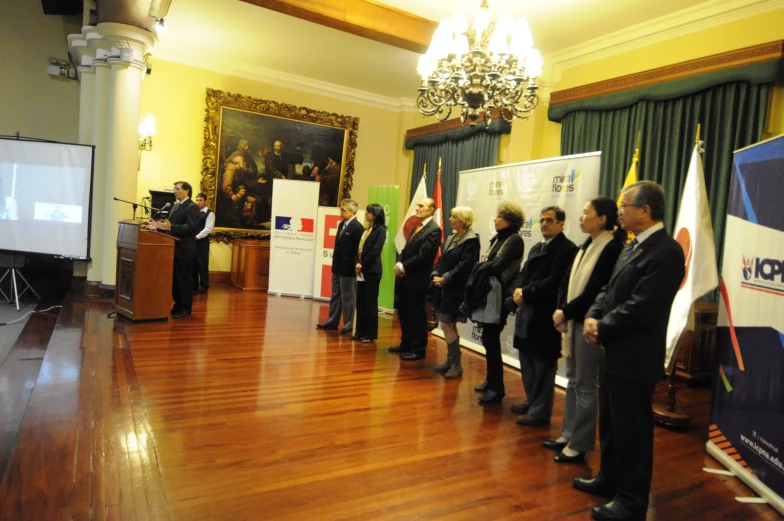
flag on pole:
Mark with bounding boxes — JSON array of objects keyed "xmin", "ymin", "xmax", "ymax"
[
  {"xmin": 394, "ymin": 166, "xmax": 428, "ymax": 253},
  {"xmin": 619, "ymin": 147, "xmax": 640, "ymax": 243},
  {"xmin": 664, "ymin": 141, "xmax": 719, "ymax": 368},
  {"xmin": 432, "ymin": 159, "xmax": 444, "ymax": 264}
]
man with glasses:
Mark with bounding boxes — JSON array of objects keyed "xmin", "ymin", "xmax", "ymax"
[
  {"xmin": 574, "ymin": 181, "xmax": 684, "ymax": 521},
  {"xmin": 316, "ymin": 199, "xmax": 364, "ymax": 334},
  {"xmin": 147, "ymin": 181, "xmax": 200, "ymax": 319},
  {"xmin": 511, "ymin": 206, "xmax": 577, "ymax": 425}
]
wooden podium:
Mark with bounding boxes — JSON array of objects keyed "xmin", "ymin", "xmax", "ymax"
[
  {"xmin": 114, "ymin": 220, "xmax": 177, "ymax": 321},
  {"xmin": 229, "ymin": 240, "xmax": 270, "ymax": 291}
]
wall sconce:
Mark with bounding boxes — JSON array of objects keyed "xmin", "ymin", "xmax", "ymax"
[
  {"xmin": 138, "ymin": 114, "xmax": 156, "ymax": 151},
  {"xmin": 155, "ymin": 18, "xmax": 166, "ymax": 35}
]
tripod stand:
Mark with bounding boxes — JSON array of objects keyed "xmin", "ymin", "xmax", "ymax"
[{"xmin": 0, "ymin": 259, "xmax": 40, "ymax": 311}]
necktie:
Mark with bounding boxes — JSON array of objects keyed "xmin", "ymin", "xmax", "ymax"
[
  {"xmin": 621, "ymin": 237, "xmax": 639, "ymax": 262},
  {"xmin": 408, "ymin": 224, "xmax": 423, "ymax": 242},
  {"xmin": 169, "ymin": 203, "xmax": 179, "ymax": 218}
]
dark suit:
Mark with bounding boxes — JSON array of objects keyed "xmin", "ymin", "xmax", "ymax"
[
  {"xmin": 355, "ymin": 225, "xmax": 386, "ymax": 340},
  {"xmin": 193, "ymin": 208, "xmax": 212, "ymax": 291},
  {"xmin": 512, "ymin": 232, "xmax": 577, "ymax": 420},
  {"xmin": 397, "ymin": 219, "xmax": 441, "ymax": 353},
  {"xmin": 324, "ymin": 216, "xmax": 364, "ymax": 330},
  {"xmin": 586, "ymin": 226, "xmax": 685, "ymax": 515},
  {"xmin": 166, "ymin": 198, "xmax": 200, "ymax": 314}
]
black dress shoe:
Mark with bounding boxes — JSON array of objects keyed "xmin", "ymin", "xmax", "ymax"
[
  {"xmin": 543, "ymin": 439, "xmax": 568, "ymax": 451},
  {"xmin": 478, "ymin": 390, "xmax": 505, "ymax": 403},
  {"xmin": 198, "ymin": 287, "xmax": 208, "ymax": 294},
  {"xmin": 361, "ymin": 338, "xmax": 375, "ymax": 344},
  {"xmin": 510, "ymin": 402, "xmax": 530, "ymax": 414},
  {"xmin": 554, "ymin": 451, "xmax": 585, "ymax": 464},
  {"xmin": 388, "ymin": 345, "xmax": 411, "ymax": 354},
  {"xmin": 474, "ymin": 381, "xmax": 489, "ymax": 393},
  {"xmin": 172, "ymin": 310, "xmax": 191, "ymax": 319},
  {"xmin": 351, "ymin": 334, "xmax": 363, "ymax": 340},
  {"xmin": 572, "ymin": 475, "xmax": 616, "ymax": 498},
  {"xmin": 339, "ymin": 328, "xmax": 352, "ymax": 335},
  {"xmin": 400, "ymin": 351, "xmax": 426, "ymax": 361},
  {"xmin": 591, "ymin": 500, "xmax": 645, "ymax": 521},
  {"xmin": 316, "ymin": 323, "xmax": 337, "ymax": 330},
  {"xmin": 515, "ymin": 414, "xmax": 550, "ymax": 426}
]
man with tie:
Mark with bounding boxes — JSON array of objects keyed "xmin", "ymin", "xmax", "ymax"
[
  {"xmin": 511, "ymin": 206, "xmax": 577, "ymax": 425},
  {"xmin": 147, "ymin": 181, "xmax": 201, "ymax": 319},
  {"xmin": 389, "ymin": 198, "xmax": 442, "ymax": 361},
  {"xmin": 193, "ymin": 193, "xmax": 215, "ymax": 294},
  {"xmin": 574, "ymin": 181, "xmax": 685, "ymax": 521},
  {"xmin": 316, "ymin": 199, "xmax": 364, "ymax": 334}
]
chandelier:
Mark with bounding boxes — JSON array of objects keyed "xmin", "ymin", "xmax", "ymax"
[{"xmin": 416, "ymin": 0, "xmax": 543, "ymax": 127}]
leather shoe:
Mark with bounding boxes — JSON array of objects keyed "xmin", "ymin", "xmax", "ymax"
[
  {"xmin": 361, "ymin": 338, "xmax": 375, "ymax": 344},
  {"xmin": 351, "ymin": 334, "xmax": 363, "ymax": 340},
  {"xmin": 198, "ymin": 287, "xmax": 208, "ymax": 294},
  {"xmin": 478, "ymin": 390, "xmax": 505, "ymax": 403},
  {"xmin": 388, "ymin": 345, "xmax": 411, "ymax": 354},
  {"xmin": 172, "ymin": 310, "xmax": 191, "ymax": 319},
  {"xmin": 400, "ymin": 351, "xmax": 426, "ymax": 361},
  {"xmin": 572, "ymin": 475, "xmax": 615, "ymax": 498},
  {"xmin": 474, "ymin": 381, "xmax": 489, "ymax": 393},
  {"xmin": 510, "ymin": 402, "xmax": 530, "ymax": 414},
  {"xmin": 515, "ymin": 414, "xmax": 550, "ymax": 426},
  {"xmin": 543, "ymin": 439, "xmax": 568, "ymax": 451},
  {"xmin": 316, "ymin": 323, "xmax": 337, "ymax": 330},
  {"xmin": 339, "ymin": 328, "xmax": 352, "ymax": 335},
  {"xmin": 590, "ymin": 500, "xmax": 645, "ymax": 521},
  {"xmin": 554, "ymin": 451, "xmax": 585, "ymax": 464}
]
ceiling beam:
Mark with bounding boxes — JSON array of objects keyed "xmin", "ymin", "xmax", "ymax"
[{"xmin": 240, "ymin": 0, "xmax": 437, "ymax": 54}]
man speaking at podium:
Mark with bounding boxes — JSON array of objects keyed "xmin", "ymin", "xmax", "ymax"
[{"xmin": 147, "ymin": 181, "xmax": 200, "ymax": 319}]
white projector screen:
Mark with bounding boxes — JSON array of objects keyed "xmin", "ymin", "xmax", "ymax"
[{"xmin": 0, "ymin": 138, "xmax": 95, "ymax": 260}]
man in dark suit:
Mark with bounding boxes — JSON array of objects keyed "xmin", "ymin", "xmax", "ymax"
[
  {"xmin": 316, "ymin": 199, "xmax": 365, "ymax": 334},
  {"xmin": 147, "ymin": 181, "xmax": 201, "ymax": 319},
  {"xmin": 575, "ymin": 181, "xmax": 685, "ymax": 521},
  {"xmin": 389, "ymin": 198, "xmax": 442, "ymax": 361},
  {"xmin": 511, "ymin": 206, "xmax": 577, "ymax": 425},
  {"xmin": 193, "ymin": 193, "xmax": 214, "ymax": 294}
]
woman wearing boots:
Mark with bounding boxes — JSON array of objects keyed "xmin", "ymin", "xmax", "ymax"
[
  {"xmin": 431, "ymin": 207, "xmax": 480, "ymax": 379},
  {"xmin": 463, "ymin": 201, "xmax": 525, "ymax": 404}
]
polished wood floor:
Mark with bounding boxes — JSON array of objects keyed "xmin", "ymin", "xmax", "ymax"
[{"xmin": 0, "ymin": 284, "xmax": 779, "ymax": 520}]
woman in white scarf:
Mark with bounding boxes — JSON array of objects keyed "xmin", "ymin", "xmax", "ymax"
[{"xmin": 546, "ymin": 197, "xmax": 626, "ymax": 463}]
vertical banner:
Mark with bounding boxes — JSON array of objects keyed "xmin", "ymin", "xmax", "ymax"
[
  {"xmin": 268, "ymin": 179, "xmax": 319, "ymax": 297},
  {"xmin": 708, "ymin": 135, "xmax": 784, "ymax": 515},
  {"xmin": 454, "ymin": 153, "xmax": 601, "ymax": 383},
  {"xmin": 313, "ymin": 206, "xmax": 365, "ymax": 301},
  {"xmin": 367, "ymin": 185, "xmax": 400, "ymax": 313}
]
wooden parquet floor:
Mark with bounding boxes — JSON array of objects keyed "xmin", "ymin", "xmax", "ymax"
[{"xmin": 0, "ymin": 284, "xmax": 779, "ymax": 520}]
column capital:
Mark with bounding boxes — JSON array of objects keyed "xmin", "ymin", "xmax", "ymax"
[{"xmin": 69, "ymin": 22, "xmax": 156, "ymax": 76}]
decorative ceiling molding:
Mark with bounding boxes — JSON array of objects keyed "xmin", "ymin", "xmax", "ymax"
[
  {"xmin": 152, "ymin": 46, "xmax": 417, "ymax": 111},
  {"xmin": 550, "ymin": 40, "xmax": 784, "ymax": 106},
  {"xmin": 546, "ymin": 0, "xmax": 784, "ymax": 74},
  {"xmin": 240, "ymin": 0, "xmax": 437, "ymax": 54}
]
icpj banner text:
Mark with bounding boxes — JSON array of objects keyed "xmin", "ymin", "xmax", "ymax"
[
  {"xmin": 709, "ymin": 135, "xmax": 784, "ymax": 515},
  {"xmin": 454, "ymin": 152, "xmax": 601, "ymax": 377},
  {"xmin": 367, "ymin": 185, "xmax": 400, "ymax": 313},
  {"xmin": 268, "ymin": 179, "xmax": 319, "ymax": 297}
]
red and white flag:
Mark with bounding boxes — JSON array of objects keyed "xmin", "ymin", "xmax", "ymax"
[
  {"xmin": 665, "ymin": 142, "xmax": 719, "ymax": 368},
  {"xmin": 394, "ymin": 168, "xmax": 428, "ymax": 253},
  {"xmin": 432, "ymin": 163, "xmax": 444, "ymax": 264}
]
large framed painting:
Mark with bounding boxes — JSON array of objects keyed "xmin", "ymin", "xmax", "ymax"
[{"xmin": 201, "ymin": 88, "xmax": 359, "ymax": 240}]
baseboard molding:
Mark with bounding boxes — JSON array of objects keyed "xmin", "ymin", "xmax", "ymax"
[
  {"xmin": 83, "ymin": 281, "xmax": 115, "ymax": 300},
  {"xmin": 209, "ymin": 272, "xmax": 230, "ymax": 283}
]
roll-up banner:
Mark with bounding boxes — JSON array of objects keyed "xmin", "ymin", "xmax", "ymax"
[
  {"xmin": 268, "ymin": 179, "xmax": 320, "ymax": 297},
  {"xmin": 313, "ymin": 206, "xmax": 365, "ymax": 301},
  {"xmin": 707, "ymin": 135, "xmax": 784, "ymax": 515},
  {"xmin": 452, "ymin": 152, "xmax": 601, "ymax": 386},
  {"xmin": 367, "ymin": 185, "xmax": 400, "ymax": 313}
]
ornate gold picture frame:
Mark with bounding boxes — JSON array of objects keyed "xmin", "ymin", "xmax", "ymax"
[{"xmin": 201, "ymin": 88, "xmax": 359, "ymax": 241}]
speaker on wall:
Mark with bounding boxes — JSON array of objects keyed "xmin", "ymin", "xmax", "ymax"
[{"xmin": 41, "ymin": 0, "xmax": 83, "ymax": 16}]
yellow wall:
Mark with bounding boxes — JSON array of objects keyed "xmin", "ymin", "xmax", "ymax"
[{"xmin": 138, "ymin": 59, "xmax": 410, "ymax": 271}]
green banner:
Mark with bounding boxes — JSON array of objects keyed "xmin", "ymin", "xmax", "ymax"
[{"xmin": 367, "ymin": 185, "xmax": 400, "ymax": 312}]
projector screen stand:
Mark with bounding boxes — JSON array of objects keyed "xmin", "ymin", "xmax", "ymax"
[{"xmin": 0, "ymin": 268, "xmax": 41, "ymax": 311}]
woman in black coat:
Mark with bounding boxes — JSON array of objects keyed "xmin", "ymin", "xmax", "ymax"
[
  {"xmin": 431, "ymin": 206, "xmax": 480, "ymax": 379},
  {"xmin": 462, "ymin": 201, "xmax": 526, "ymax": 404},
  {"xmin": 354, "ymin": 204, "xmax": 387, "ymax": 343}
]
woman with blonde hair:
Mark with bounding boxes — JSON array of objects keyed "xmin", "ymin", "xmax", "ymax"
[{"xmin": 431, "ymin": 206, "xmax": 480, "ymax": 378}]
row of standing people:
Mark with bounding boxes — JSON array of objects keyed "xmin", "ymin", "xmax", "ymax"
[{"xmin": 317, "ymin": 182, "xmax": 684, "ymax": 521}]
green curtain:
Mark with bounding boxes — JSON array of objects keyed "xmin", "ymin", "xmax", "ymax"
[
  {"xmin": 561, "ymin": 81, "xmax": 771, "ymax": 269},
  {"xmin": 409, "ymin": 132, "xmax": 500, "ymax": 236}
]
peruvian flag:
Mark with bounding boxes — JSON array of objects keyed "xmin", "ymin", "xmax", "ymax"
[
  {"xmin": 432, "ymin": 164, "xmax": 444, "ymax": 265},
  {"xmin": 664, "ymin": 142, "xmax": 719, "ymax": 368}
]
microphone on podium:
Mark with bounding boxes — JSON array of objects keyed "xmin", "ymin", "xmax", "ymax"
[{"xmin": 153, "ymin": 202, "xmax": 171, "ymax": 220}]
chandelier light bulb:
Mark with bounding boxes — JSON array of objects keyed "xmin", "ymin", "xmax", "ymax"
[
  {"xmin": 417, "ymin": 55, "xmax": 433, "ymax": 79},
  {"xmin": 526, "ymin": 49, "xmax": 543, "ymax": 78},
  {"xmin": 138, "ymin": 114, "xmax": 156, "ymax": 137},
  {"xmin": 453, "ymin": 34, "xmax": 470, "ymax": 56},
  {"xmin": 451, "ymin": 12, "xmax": 468, "ymax": 34},
  {"xmin": 472, "ymin": 9, "xmax": 490, "ymax": 42}
]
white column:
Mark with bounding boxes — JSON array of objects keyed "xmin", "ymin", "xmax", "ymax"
[
  {"xmin": 88, "ymin": 61, "xmax": 111, "ymax": 284},
  {"xmin": 77, "ymin": 69, "xmax": 95, "ymax": 145}
]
